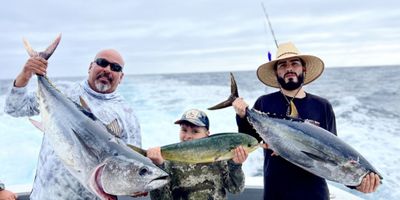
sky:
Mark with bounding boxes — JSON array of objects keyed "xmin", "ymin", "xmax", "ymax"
[{"xmin": 1, "ymin": 0, "xmax": 399, "ymax": 80}]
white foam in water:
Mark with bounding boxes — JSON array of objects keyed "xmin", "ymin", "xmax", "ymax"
[{"xmin": 1, "ymin": 67, "xmax": 399, "ymax": 199}]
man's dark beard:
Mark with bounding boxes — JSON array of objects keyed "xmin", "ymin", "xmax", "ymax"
[{"xmin": 277, "ymin": 73, "xmax": 304, "ymax": 90}]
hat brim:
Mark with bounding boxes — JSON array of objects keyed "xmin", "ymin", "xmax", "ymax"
[
  {"xmin": 257, "ymin": 55, "xmax": 324, "ymax": 88},
  {"xmin": 174, "ymin": 119, "xmax": 207, "ymax": 128}
]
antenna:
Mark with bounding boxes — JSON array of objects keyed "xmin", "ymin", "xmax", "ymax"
[{"xmin": 261, "ymin": 2, "xmax": 278, "ymax": 48}]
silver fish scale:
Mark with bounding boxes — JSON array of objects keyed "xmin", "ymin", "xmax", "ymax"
[
  {"xmin": 246, "ymin": 108, "xmax": 379, "ymax": 186},
  {"xmin": 30, "ymin": 138, "xmax": 100, "ymax": 200}
]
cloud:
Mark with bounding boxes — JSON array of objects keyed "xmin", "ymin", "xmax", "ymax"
[{"xmin": 1, "ymin": 0, "xmax": 399, "ymax": 79}]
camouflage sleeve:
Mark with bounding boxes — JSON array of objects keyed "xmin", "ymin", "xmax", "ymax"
[
  {"xmin": 4, "ymin": 85, "xmax": 39, "ymax": 117},
  {"xmin": 149, "ymin": 162, "xmax": 173, "ymax": 200},
  {"xmin": 221, "ymin": 160, "xmax": 245, "ymax": 194}
]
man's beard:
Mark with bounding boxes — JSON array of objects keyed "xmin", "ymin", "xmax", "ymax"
[
  {"xmin": 94, "ymin": 81, "xmax": 111, "ymax": 92},
  {"xmin": 277, "ymin": 73, "xmax": 304, "ymax": 91},
  {"xmin": 94, "ymin": 72, "xmax": 113, "ymax": 92}
]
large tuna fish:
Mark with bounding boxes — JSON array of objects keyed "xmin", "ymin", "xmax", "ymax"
[
  {"xmin": 208, "ymin": 73, "xmax": 382, "ymax": 186},
  {"xmin": 25, "ymin": 35, "xmax": 169, "ymax": 200},
  {"xmin": 130, "ymin": 132, "xmax": 259, "ymax": 164}
]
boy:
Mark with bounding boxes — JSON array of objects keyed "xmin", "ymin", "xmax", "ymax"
[{"xmin": 147, "ymin": 109, "xmax": 248, "ymax": 200}]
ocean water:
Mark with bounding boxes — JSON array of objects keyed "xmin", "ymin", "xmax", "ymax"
[{"xmin": 1, "ymin": 66, "xmax": 399, "ymax": 199}]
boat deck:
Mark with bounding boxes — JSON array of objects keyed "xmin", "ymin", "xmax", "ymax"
[
  {"xmin": 11, "ymin": 177, "xmax": 363, "ymax": 200},
  {"xmin": 15, "ymin": 187, "xmax": 263, "ymax": 200}
]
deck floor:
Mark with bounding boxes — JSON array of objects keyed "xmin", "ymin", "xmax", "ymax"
[{"xmin": 15, "ymin": 187, "xmax": 263, "ymax": 200}]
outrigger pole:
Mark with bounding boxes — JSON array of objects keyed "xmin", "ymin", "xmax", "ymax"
[{"xmin": 261, "ymin": 2, "xmax": 278, "ymax": 48}]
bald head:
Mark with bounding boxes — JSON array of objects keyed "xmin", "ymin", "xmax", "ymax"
[
  {"xmin": 88, "ymin": 49, "xmax": 125, "ymax": 94},
  {"xmin": 94, "ymin": 49, "xmax": 125, "ymax": 67}
]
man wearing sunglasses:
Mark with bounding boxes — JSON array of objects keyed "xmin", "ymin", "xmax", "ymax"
[
  {"xmin": 89, "ymin": 52, "xmax": 124, "ymax": 94},
  {"xmin": 5, "ymin": 49, "xmax": 144, "ymax": 199}
]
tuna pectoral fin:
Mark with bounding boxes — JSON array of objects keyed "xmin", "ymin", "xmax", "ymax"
[
  {"xmin": 208, "ymin": 72, "xmax": 239, "ymax": 110},
  {"xmin": 29, "ymin": 118, "xmax": 44, "ymax": 132},
  {"xmin": 301, "ymin": 151, "xmax": 338, "ymax": 166},
  {"xmin": 127, "ymin": 144, "xmax": 147, "ymax": 156}
]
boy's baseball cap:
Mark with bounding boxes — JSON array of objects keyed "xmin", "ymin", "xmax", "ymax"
[{"xmin": 174, "ymin": 109, "xmax": 210, "ymax": 130}]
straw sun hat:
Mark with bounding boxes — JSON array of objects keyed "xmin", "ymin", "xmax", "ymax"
[{"xmin": 257, "ymin": 42, "xmax": 325, "ymax": 88}]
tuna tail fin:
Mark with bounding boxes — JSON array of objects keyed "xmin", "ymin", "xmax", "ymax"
[
  {"xmin": 23, "ymin": 38, "xmax": 38, "ymax": 57},
  {"xmin": 208, "ymin": 72, "xmax": 239, "ymax": 110},
  {"xmin": 23, "ymin": 33, "xmax": 62, "ymax": 60},
  {"xmin": 127, "ymin": 144, "xmax": 147, "ymax": 157}
]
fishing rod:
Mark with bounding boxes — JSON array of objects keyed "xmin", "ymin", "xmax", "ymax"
[{"xmin": 261, "ymin": 2, "xmax": 278, "ymax": 48}]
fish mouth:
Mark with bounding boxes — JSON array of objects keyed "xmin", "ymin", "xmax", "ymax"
[
  {"xmin": 146, "ymin": 175, "xmax": 170, "ymax": 190},
  {"xmin": 91, "ymin": 164, "xmax": 117, "ymax": 200}
]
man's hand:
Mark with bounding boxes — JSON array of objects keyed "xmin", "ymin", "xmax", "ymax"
[
  {"xmin": 147, "ymin": 147, "xmax": 164, "ymax": 165},
  {"xmin": 232, "ymin": 146, "xmax": 248, "ymax": 164},
  {"xmin": 232, "ymin": 98, "xmax": 248, "ymax": 118},
  {"xmin": 0, "ymin": 189, "xmax": 17, "ymax": 200},
  {"xmin": 15, "ymin": 56, "xmax": 48, "ymax": 87},
  {"xmin": 261, "ymin": 143, "xmax": 278, "ymax": 156},
  {"xmin": 356, "ymin": 173, "xmax": 380, "ymax": 193}
]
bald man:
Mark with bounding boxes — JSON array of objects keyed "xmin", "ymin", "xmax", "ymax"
[{"xmin": 5, "ymin": 49, "xmax": 142, "ymax": 199}]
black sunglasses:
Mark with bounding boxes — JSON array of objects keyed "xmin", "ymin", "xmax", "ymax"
[{"xmin": 94, "ymin": 58, "xmax": 123, "ymax": 72}]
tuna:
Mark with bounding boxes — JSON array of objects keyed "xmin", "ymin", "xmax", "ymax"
[
  {"xmin": 208, "ymin": 73, "xmax": 382, "ymax": 186},
  {"xmin": 25, "ymin": 35, "xmax": 169, "ymax": 199}
]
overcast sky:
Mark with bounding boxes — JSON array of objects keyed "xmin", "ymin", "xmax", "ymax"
[{"xmin": 1, "ymin": 0, "xmax": 399, "ymax": 79}]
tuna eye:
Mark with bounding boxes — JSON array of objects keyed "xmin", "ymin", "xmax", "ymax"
[{"xmin": 139, "ymin": 167, "xmax": 150, "ymax": 176}]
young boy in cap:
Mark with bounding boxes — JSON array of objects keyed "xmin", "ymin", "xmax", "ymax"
[
  {"xmin": 147, "ymin": 109, "xmax": 248, "ymax": 200},
  {"xmin": 232, "ymin": 42, "xmax": 380, "ymax": 199}
]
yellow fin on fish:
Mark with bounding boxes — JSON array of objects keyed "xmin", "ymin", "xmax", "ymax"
[
  {"xmin": 106, "ymin": 119, "xmax": 122, "ymax": 138},
  {"xmin": 127, "ymin": 144, "xmax": 147, "ymax": 156},
  {"xmin": 78, "ymin": 96, "xmax": 123, "ymax": 138},
  {"xmin": 79, "ymin": 96, "xmax": 91, "ymax": 112}
]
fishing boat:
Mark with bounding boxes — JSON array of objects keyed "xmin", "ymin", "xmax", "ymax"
[{"xmin": 9, "ymin": 177, "xmax": 363, "ymax": 200}]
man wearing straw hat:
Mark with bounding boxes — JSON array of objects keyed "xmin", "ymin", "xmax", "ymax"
[{"xmin": 232, "ymin": 42, "xmax": 381, "ymax": 199}]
